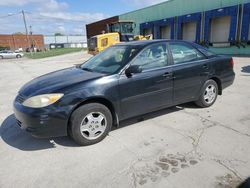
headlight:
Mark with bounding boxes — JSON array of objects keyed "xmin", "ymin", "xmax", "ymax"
[{"xmin": 22, "ymin": 93, "xmax": 64, "ymax": 108}]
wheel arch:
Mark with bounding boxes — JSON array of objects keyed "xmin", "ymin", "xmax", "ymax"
[
  {"xmin": 209, "ymin": 76, "xmax": 222, "ymax": 95},
  {"xmin": 67, "ymin": 97, "xmax": 118, "ymax": 135}
]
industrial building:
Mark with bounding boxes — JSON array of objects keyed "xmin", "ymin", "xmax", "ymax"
[
  {"xmin": 86, "ymin": 0, "xmax": 250, "ymax": 55},
  {"xmin": 0, "ymin": 34, "xmax": 44, "ymax": 51},
  {"xmin": 44, "ymin": 35, "xmax": 87, "ymax": 49}
]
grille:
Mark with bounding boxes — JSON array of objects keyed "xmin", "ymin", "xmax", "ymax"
[{"xmin": 16, "ymin": 94, "xmax": 26, "ymax": 104}]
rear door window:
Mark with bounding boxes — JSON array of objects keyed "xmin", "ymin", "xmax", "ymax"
[{"xmin": 169, "ymin": 43, "xmax": 205, "ymax": 64}]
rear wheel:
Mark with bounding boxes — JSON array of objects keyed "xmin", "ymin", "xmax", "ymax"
[
  {"xmin": 16, "ymin": 54, "xmax": 21, "ymax": 58},
  {"xmin": 195, "ymin": 79, "xmax": 218, "ymax": 108},
  {"xmin": 69, "ymin": 103, "xmax": 112, "ymax": 146}
]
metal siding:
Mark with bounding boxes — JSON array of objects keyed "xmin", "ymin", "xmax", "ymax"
[
  {"xmin": 204, "ymin": 5, "xmax": 239, "ymax": 43},
  {"xmin": 177, "ymin": 12, "xmax": 201, "ymax": 42},
  {"xmin": 241, "ymin": 3, "xmax": 250, "ymax": 41},
  {"xmin": 140, "ymin": 22, "xmax": 154, "ymax": 36},
  {"xmin": 153, "ymin": 18, "xmax": 175, "ymax": 39},
  {"xmin": 119, "ymin": 0, "xmax": 250, "ymax": 35}
]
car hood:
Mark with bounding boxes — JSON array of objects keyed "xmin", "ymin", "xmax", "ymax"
[{"xmin": 19, "ymin": 67, "xmax": 105, "ymax": 97}]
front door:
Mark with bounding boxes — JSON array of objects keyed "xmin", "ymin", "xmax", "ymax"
[{"xmin": 119, "ymin": 42, "xmax": 173, "ymax": 119}]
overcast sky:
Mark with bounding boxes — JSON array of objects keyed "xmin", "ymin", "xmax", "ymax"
[{"xmin": 0, "ymin": 0, "xmax": 166, "ymax": 35}]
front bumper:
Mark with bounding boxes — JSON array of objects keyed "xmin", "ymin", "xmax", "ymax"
[{"xmin": 13, "ymin": 97, "xmax": 69, "ymax": 138}]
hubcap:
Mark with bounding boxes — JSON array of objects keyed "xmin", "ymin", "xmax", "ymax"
[
  {"xmin": 80, "ymin": 112, "xmax": 107, "ymax": 140},
  {"xmin": 204, "ymin": 84, "xmax": 216, "ymax": 104}
]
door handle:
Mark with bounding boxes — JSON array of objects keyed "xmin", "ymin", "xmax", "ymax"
[
  {"xmin": 163, "ymin": 72, "xmax": 173, "ymax": 78},
  {"xmin": 202, "ymin": 64, "xmax": 208, "ymax": 69}
]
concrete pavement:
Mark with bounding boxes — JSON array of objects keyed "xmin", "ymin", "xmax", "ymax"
[{"xmin": 0, "ymin": 52, "xmax": 249, "ymax": 188}]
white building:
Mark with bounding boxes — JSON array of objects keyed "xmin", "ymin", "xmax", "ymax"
[{"xmin": 44, "ymin": 35, "xmax": 87, "ymax": 48}]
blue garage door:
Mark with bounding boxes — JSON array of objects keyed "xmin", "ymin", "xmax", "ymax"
[
  {"xmin": 241, "ymin": 3, "xmax": 250, "ymax": 42},
  {"xmin": 177, "ymin": 12, "xmax": 202, "ymax": 43},
  {"xmin": 153, "ymin": 18, "xmax": 175, "ymax": 39},
  {"xmin": 140, "ymin": 22, "xmax": 154, "ymax": 37},
  {"xmin": 204, "ymin": 5, "xmax": 239, "ymax": 44}
]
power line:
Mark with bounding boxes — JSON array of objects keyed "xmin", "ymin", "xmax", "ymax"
[{"xmin": 21, "ymin": 10, "xmax": 33, "ymax": 55}]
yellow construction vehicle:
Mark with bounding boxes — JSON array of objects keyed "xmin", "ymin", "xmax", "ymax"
[{"xmin": 87, "ymin": 21, "xmax": 153, "ymax": 55}]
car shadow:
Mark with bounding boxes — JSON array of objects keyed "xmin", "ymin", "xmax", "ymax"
[
  {"xmin": 112, "ymin": 105, "xmax": 184, "ymax": 130},
  {"xmin": 1, "ymin": 104, "xmax": 189, "ymax": 151},
  {"xmin": 241, "ymin": 65, "xmax": 250, "ymax": 74},
  {"xmin": 0, "ymin": 114, "xmax": 79, "ymax": 151}
]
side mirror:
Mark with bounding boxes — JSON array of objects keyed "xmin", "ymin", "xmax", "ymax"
[{"xmin": 125, "ymin": 65, "xmax": 142, "ymax": 77}]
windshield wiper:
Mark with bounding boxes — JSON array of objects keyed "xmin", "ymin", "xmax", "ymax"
[{"xmin": 81, "ymin": 67, "xmax": 93, "ymax": 72}]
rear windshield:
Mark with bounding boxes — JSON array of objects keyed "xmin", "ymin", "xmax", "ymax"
[
  {"xmin": 81, "ymin": 46, "xmax": 140, "ymax": 74},
  {"xmin": 193, "ymin": 43, "xmax": 216, "ymax": 57}
]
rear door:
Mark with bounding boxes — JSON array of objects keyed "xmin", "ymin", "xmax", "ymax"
[
  {"xmin": 119, "ymin": 42, "xmax": 173, "ymax": 119},
  {"xmin": 169, "ymin": 42, "xmax": 210, "ymax": 104}
]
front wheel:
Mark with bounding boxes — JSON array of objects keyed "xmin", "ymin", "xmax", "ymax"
[
  {"xmin": 0, "ymin": 55, "xmax": 3, "ymax": 59},
  {"xmin": 69, "ymin": 103, "xmax": 112, "ymax": 146},
  {"xmin": 195, "ymin": 79, "xmax": 218, "ymax": 108}
]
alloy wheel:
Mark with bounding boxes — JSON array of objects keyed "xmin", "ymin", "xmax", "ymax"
[
  {"xmin": 80, "ymin": 112, "xmax": 107, "ymax": 140},
  {"xmin": 203, "ymin": 84, "xmax": 216, "ymax": 104}
]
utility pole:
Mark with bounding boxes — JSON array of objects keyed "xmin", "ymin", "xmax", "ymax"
[{"xmin": 21, "ymin": 10, "xmax": 32, "ymax": 54}]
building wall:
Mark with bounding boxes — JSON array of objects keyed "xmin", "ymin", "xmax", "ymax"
[
  {"xmin": 86, "ymin": 16, "xmax": 119, "ymax": 39},
  {"xmin": 0, "ymin": 34, "xmax": 44, "ymax": 50},
  {"xmin": 44, "ymin": 35, "xmax": 87, "ymax": 49},
  {"xmin": 119, "ymin": 0, "xmax": 250, "ymax": 35},
  {"xmin": 44, "ymin": 35, "xmax": 87, "ymax": 44}
]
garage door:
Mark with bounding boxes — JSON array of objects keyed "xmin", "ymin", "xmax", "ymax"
[
  {"xmin": 160, "ymin": 26, "xmax": 171, "ymax": 39},
  {"xmin": 182, "ymin": 22, "xmax": 196, "ymax": 41},
  {"xmin": 144, "ymin": 28, "xmax": 152, "ymax": 35},
  {"xmin": 210, "ymin": 16, "xmax": 230, "ymax": 43}
]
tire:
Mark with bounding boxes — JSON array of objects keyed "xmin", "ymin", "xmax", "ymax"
[
  {"xmin": 0, "ymin": 56, "xmax": 3, "ymax": 59},
  {"xmin": 16, "ymin": 54, "xmax": 21, "ymax": 58},
  {"xmin": 69, "ymin": 103, "xmax": 112, "ymax": 146},
  {"xmin": 195, "ymin": 79, "xmax": 218, "ymax": 108}
]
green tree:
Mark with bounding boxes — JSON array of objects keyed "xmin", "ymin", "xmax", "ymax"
[{"xmin": 54, "ymin": 33, "xmax": 64, "ymax": 36}]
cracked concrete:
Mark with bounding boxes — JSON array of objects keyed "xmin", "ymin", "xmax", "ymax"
[{"xmin": 0, "ymin": 53, "xmax": 250, "ymax": 188}]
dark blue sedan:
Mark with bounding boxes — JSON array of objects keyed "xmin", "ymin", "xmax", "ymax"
[{"xmin": 13, "ymin": 40, "xmax": 235, "ymax": 145}]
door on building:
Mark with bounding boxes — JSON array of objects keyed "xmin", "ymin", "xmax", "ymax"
[
  {"xmin": 160, "ymin": 26, "xmax": 171, "ymax": 39},
  {"xmin": 210, "ymin": 16, "xmax": 230, "ymax": 43},
  {"xmin": 182, "ymin": 22, "xmax": 197, "ymax": 41},
  {"xmin": 144, "ymin": 28, "xmax": 152, "ymax": 35}
]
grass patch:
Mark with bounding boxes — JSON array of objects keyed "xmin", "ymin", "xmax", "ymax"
[{"xmin": 25, "ymin": 48, "xmax": 86, "ymax": 59}]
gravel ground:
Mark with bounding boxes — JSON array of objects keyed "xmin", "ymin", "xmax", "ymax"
[{"xmin": 0, "ymin": 52, "xmax": 249, "ymax": 188}]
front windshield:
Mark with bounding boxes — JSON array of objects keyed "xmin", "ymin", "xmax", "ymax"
[{"xmin": 81, "ymin": 46, "xmax": 140, "ymax": 74}]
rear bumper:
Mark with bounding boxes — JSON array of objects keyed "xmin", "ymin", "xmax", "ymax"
[
  {"xmin": 13, "ymin": 101, "xmax": 68, "ymax": 138},
  {"xmin": 221, "ymin": 70, "xmax": 235, "ymax": 90}
]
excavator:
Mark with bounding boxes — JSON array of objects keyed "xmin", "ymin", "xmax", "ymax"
[{"xmin": 87, "ymin": 21, "xmax": 153, "ymax": 55}]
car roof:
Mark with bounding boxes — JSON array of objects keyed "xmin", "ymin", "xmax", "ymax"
[{"xmin": 114, "ymin": 39, "xmax": 195, "ymax": 48}]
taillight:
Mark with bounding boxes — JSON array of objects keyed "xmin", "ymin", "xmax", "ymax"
[{"xmin": 230, "ymin": 58, "xmax": 234, "ymax": 69}]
